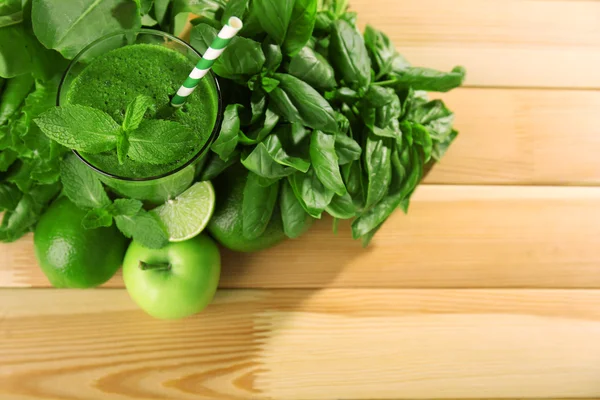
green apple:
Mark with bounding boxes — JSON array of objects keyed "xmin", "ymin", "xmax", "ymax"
[{"xmin": 122, "ymin": 235, "xmax": 220, "ymax": 319}]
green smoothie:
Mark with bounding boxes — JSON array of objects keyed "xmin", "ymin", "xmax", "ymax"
[{"xmin": 67, "ymin": 43, "xmax": 219, "ymax": 179}]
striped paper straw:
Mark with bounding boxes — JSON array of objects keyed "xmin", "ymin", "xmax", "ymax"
[{"xmin": 171, "ymin": 17, "xmax": 243, "ymax": 107}]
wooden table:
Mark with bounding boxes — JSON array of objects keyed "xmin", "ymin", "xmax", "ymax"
[{"xmin": 2, "ymin": 1, "xmax": 600, "ymax": 399}]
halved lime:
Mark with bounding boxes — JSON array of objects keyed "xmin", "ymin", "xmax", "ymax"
[{"xmin": 152, "ymin": 181, "xmax": 216, "ymax": 242}]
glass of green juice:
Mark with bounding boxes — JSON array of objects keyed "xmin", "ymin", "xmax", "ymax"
[{"xmin": 57, "ymin": 30, "xmax": 223, "ymax": 204}]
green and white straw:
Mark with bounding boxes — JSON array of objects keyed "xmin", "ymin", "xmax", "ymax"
[{"xmin": 171, "ymin": 17, "xmax": 243, "ymax": 107}]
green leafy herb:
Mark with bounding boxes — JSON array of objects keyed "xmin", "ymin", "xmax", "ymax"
[
  {"xmin": 242, "ymin": 172, "xmax": 279, "ymax": 239},
  {"xmin": 310, "ymin": 130, "xmax": 346, "ymax": 196},
  {"xmin": 35, "ymin": 105, "xmax": 120, "ymax": 153},
  {"xmin": 82, "ymin": 207, "xmax": 114, "ymax": 229},
  {"xmin": 283, "ymin": 0, "xmax": 318, "ymax": 57},
  {"xmin": 127, "ymin": 119, "xmax": 195, "ymax": 165},
  {"xmin": 122, "ymin": 95, "xmax": 155, "ymax": 132},
  {"xmin": 288, "ymin": 168, "xmax": 334, "ymax": 219},
  {"xmin": 60, "ymin": 154, "xmax": 111, "ymax": 210},
  {"xmin": 287, "ymin": 46, "xmax": 336, "ymax": 91},
  {"xmin": 212, "ymin": 104, "xmax": 241, "ymax": 160},
  {"xmin": 280, "ymin": 179, "xmax": 310, "ymax": 238},
  {"xmin": 254, "ymin": 0, "xmax": 294, "ymax": 45},
  {"xmin": 329, "ymin": 19, "xmax": 371, "ymax": 89},
  {"xmin": 115, "ymin": 210, "xmax": 169, "ymax": 249}
]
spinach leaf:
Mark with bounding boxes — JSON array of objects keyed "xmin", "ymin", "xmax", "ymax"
[
  {"xmin": 288, "ymin": 168, "xmax": 334, "ymax": 218},
  {"xmin": 262, "ymin": 38, "xmax": 283, "ymax": 72},
  {"xmin": 32, "ymin": 0, "xmax": 142, "ymax": 59},
  {"xmin": 254, "ymin": 0, "xmax": 294, "ymax": 45},
  {"xmin": 283, "ymin": 0, "xmax": 317, "ymax": 57},
  {"xmin": 389, "ymin": 66, "xmax": 466, "ymax": 92},
  {"xmin": 242, "ymin": 172, "xmax": 279, "ymax": 239},
  {"xmin": 0, "ymin": 74, "xmax": 34, "ymax": 125},
  {"xmin": 241, "ymin": 144, "xmax": 293, "ymax": 181},
  {"xmin": 222, "ymin": 0, "xmax": 247, "ymax": 24},
  {"xmin": 364, "ymin": 133, "xmax": 392, "ymax": 209},
  {"xmin": 287, "ymin": 46, "xmax": 336, "ymax": 91},
  {"xmin": 271, "ymin": 73, "xmax": 337, "ymax": 132},
  {"xmin": 200, "ymin": 150, "xmax": 239, "ymax": 181},
  {"xmin": 335, "ymin": 132, "xmax": 361, "ymax": 165},
  {"xmin": 212, "ymin": 104, "xmax": 241, "ymax": 160},
  {"xmin": 326, "ymin": 191, "xmax": 355, "ymax": 219},
  {"xmin": 280, "ymin": 179, "xmax": 310, "ymax": 238},
  {"xmin": 310, "ymin": 130, "xmax": 345, "ymax": 196},
  {"xmin": 329, "ymin": 19, "xmax": 371, "ymax": 89},
  {"xmin": 191, "ymin": 23, "xmax": 265, "ymax": 79}
]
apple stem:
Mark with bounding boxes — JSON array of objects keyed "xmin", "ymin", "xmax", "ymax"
[{"xmin": 139, "ymin": 261, "xmax": 172, "ymax": 271}]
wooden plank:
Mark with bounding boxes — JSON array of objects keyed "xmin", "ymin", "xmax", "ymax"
[
  {"xmin": 351, "ymin": 0, "xmax": 600, "ymax": 89},
  {"xmin": 4, "ymin": 185, "xmax": 600, "ymax": 289},
  {"xmin": 2, "ymin": 288, "xmax": 600, "ymax": 399},
  {"xmin": 427, "ymin": 88, "xmax": 600, "ymax": 185}
]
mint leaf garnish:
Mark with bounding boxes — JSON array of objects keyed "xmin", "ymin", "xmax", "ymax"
[
  {"xmin": 82, "ymin": 207, "xmax": 113, "ymax": 229},
  {"xmin": 60, "ymin": 153, "xmax": 111, "ymax": 209},
  {"xmin": 116, "ymin": 129, "xmax": 129, "ymax": 165},
  {"xmin": 115, "ymin": 210, "xmax": 169, "ymax": 249},
  {"xmin": 34, "ymin": 104, "xmax": 119, "ymax": 153},
  {"xmin": 127, "ymin": 120, "xmax": 196, "ymax": 165},
  {"xmin": 108, "ymin": 198, "xmax": 143, "ymax": 217},
  {"xmin": 122, "ymin": 95, "xmax": 155, "ymax": 132}
]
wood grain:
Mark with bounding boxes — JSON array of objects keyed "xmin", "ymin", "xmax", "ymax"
[
  {"xmin": 4, "ymin": 185, "xmax": 600, "ymax": 289},
  {"xmin": 352, "ymin": 0, "xmax": 600, "ymax": 89},
  {"xmin": 2, "ymin": 288, "xmax": 600, "ymax": 399}
]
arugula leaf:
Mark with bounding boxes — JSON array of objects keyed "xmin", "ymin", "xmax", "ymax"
[
  {"xmin": 287, "ymin": 46, "xmax": 336, "ymax": 91},
  {"xmin": 364, "ymin": 133, "xmax": 392, "ymax": 209},
  {"xmin": 60, "ymin": 154, "xmax": 111, "ymax": 209},
  {"xmin": 191, "ymin": 23, "xmax": 265, "ymax": 79},
  {"xmin": 254, "ymin": 0, "xmax": 294, "ymax": 45},
  {"xmin": 242, "ymin": 172, "xmax": 279, "ymax": 239},
  {"xmin": 115, "ymin": 210, "xmax": 169, "ymax": 249},
  {"xmin": 334, "ymin": 133, "xmax": 361, "ymax": 165},
  {"xmin": 271, "ymin": 73, "xmax": 337, "ymax": 132},
  {"xmin": 31, "ymin": 0, "xmax": 142, "ymax": 59},
  {"xmin": 288, "ymin": 168, "xmax": 334, "ymax": 218},
  {"xmin": 212, "ymin": 104, "xmax": 241, "ymax": 160},
  {"xmin": 326, "ymin": 191, "xmax": 355, "ymax": 219},
  {"xmin": 310, "ymin": 130, "xmax": 346, "ymax": 196},
  {"xmin": 389, "ymin": 66, "xmax": 466, "ymax": 93},
  {"xmin": 280, "ymin": 179, "xmax": 310, "ymax": 239},
  {"xmin": 0, "ymin": 74, "xmax": 34, "ymax": 124},
  {"xmin": 35, "ymin": 105, "xmax": 120, "ymax": 153},
  {"xmin": 82, "ymin": 207, "xmax": 113, "ymax": 229},
  {"xmin": 329, "ymin": 19, "xmax": 371, "ymax": 89},
  {"xmin": 122, "ymin": 95, "xmax": 155, "ymax": 132},
  {"xmin": 283, "ymin": 0, "xmax": 317, "ymax": 57},
  {"xmin": 127, "ymin": 120, "xmax": 195, "ymax": 165}
]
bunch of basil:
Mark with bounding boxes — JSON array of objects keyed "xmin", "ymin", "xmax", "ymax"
[{"xmin": 184, "ymin": 0, "xmax": 465, "ymax": 245}]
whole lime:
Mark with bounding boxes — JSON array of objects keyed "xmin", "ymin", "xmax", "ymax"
[
  {"xmin": 207, "ymin": 164, "xmax": 312, "ymax": 252},
  {"xmin": 34, "ymin": 197, "xmax": 128, "ymax": 288}
]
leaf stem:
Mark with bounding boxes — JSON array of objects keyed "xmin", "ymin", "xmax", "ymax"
[
  {"xmin": 139, "ymin": 261, "xmax": 171, "ymax": 271},
  {"xmin": 372, "ymin": 79, "xmax": 397, "ymax": 87}
]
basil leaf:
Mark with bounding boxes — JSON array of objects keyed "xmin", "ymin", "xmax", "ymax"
[
  {"xmin": 390, "ymin": 66, "xmax": 466, "ymax": 93},
  {"xmin": 410, "ymin": 99, "xmax": 454, "ymax": 141},
  {"xmin": 60, "ymin": 154, "xmax": 111, "ymax": 210},
  {"xmin": 310, "ymin": 130, "xmax": 345, "ymax": 196},
  {"xmin": 242, "ymin": 172, "xmax": 279, "ymax": 239},
  {"xmin": 410, "ymin": 123, "xmax": 432, "ymax": 163},
  {"xmin": 375, "ymin": 90, "xmax": 401, "ymax": 128},
  {"xmin": 127, "ymin": 120, "xmax": 195, "ymax": 165},
  {"xmin": 334, "ymin": 132, "xmax": 361, "ymax": 165},
  {"xmin": 263, "ymin": 124, "xmax": 311, "ymax": 172},
  {"xmin": 365, "ymin": 85, "xmax": 395, "ymax": 108},
  {"xmin": 364, "ymin": 133, "xmax": 392, "ymax": 209},
  {"xmin": 35, "ymin": 105, "xmax": 120, "ymax": 154},
  {"xmin": 363, "ymin": 25, "xmax": 409, "ymax": 79},
  {"xmin": 288, "ymin": 46, "xmax": 336, "ymax": 91},
  {"xmin": 191, "ymin": 23, "xmax": 265, "ymax": 79},
  {"xmin": 250, "ymin": 91, "xmax": 267, "ymax": 124},
  {"xmin": 254, "ymin": 0, "xmax": 294, "ymax": 45},
  {"xmin": 288, "ymin": 168, "xmax": 334, "ymax": 219},
  {"xmin": 329, "ymin": 19, "xmax": 371, "ymax": 89},
  {"xmin": 280, "ymin": 179, "xmax": 310, "ymax": 239},
  {"xmin": 432, "ymin": 129, "xmax": 458, "ymax": 161},
  {"xmin": 271, "ymin": 73, "xmax": 337, "ymax": 133},
  {"xmin": 32, "ymin": 0, "xmax": 142, "ymax": 59},
  {"xmin": 326, "ymin": 191, "xmax": 355, "ymax": 219},
  {"xmin": 283, "ymin": 0, "xmax": 317, "ymax": 57},
  {"xmin": 0, "ymin": 75, "xmax": 34, "ymax": 124},
  {"xmin": 212, "ymin": 104, "xmax": 241, "ymax": 160}
]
